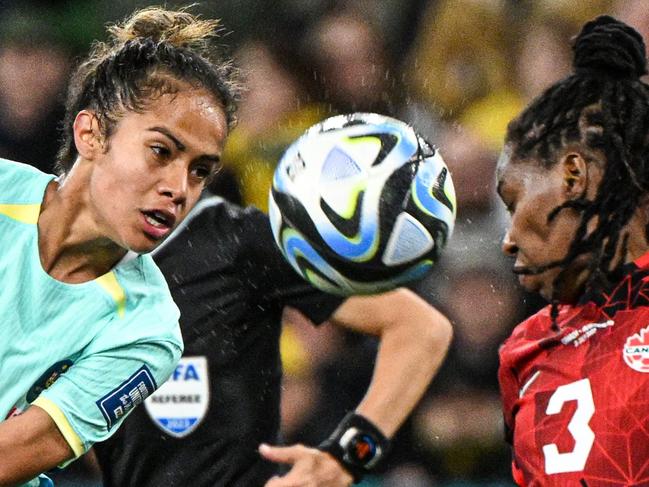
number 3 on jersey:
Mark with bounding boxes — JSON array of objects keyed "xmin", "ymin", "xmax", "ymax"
[{"xmin": 542, "ymin": 378, "xmax": 595, "ymax": 474}]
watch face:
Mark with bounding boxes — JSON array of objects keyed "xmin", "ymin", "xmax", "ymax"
[{"xmin": 340, "ymin": 427, "xmax": 383, "ymax": 469}]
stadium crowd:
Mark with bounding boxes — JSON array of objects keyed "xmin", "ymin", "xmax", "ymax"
[{"xmin": 1, "ymin": 0, "xmax": 647, "ymax": 486}]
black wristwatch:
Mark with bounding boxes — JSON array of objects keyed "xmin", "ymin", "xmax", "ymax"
[{"xmin": 318, "ymin": 412, "xmax": 391, "ymax": 483}]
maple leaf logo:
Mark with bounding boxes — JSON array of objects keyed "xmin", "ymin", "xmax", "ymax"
[{"xmin": 623, "ymin": 326, "xmax": 649, "ymax": 373}]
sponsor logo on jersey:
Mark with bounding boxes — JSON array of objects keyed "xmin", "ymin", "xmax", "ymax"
[
  {"xmin": 96, "ymin": 365, "xmax": 156, "ymax": 429},
  {"xmin": 26, "ymin": 359, "xmax": 73, "ymax": 402},
  {"xmin": 145, "ymin": 356, "xmax": 209, "ymax": 438},
  {"xmin": 623, "ymin": 325, "xmax": 649, "ymax": 373},
  {"xmin": 560, "ymin": 320, "xmax": 614, "ymax": 347}
]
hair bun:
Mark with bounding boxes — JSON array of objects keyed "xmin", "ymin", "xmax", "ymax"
[
  {"xmin": 573, "ymin": 15, "xmax": 648, "ymax": 80},
  {"xmin": 108, "ymin": 6, "xmax": 220, "ymax": 52}
]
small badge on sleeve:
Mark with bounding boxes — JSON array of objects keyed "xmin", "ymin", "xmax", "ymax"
[
  {"xmin": 96, "ymin": 365, "xmax": 157, "ymax": 429},
  {"xmin": 145, "ymin": 356, "xmax": 209, "ymax": 438}
]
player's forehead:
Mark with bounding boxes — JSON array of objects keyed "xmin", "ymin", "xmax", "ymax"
[
  {"xmin": 496, "ymin": 147, "xmax": 548, "ymax": 204},
  {"xmin": 120, "ymin": 90, "xmax": 228, "ymax": 154},
  {"xmin": 496, "ymin": 144, "xmax": 520, "ymax": 200}
]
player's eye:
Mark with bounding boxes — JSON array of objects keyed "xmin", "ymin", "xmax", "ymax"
[
  {"xmin": 191, "ymin": 163, "xmax": 218, "ymax": 182},
  {"xmin": 193, "ymin": 166, "xmax": 209, "ymax": 179},
  {"xmin": 150, "ymin": 145, "xmax": 171, "ymax": 158}
]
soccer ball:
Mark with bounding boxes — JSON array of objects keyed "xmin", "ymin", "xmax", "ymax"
[{"xmin": 268, "ymin": 113, "xmax": 456, "ymax": 296}]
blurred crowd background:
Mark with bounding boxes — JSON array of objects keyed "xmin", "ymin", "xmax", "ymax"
[{"xmin": 2, "ymin": 0, "xmax": 647, "ymax": 485}]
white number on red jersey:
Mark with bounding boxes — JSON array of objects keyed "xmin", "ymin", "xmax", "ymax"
[{"xmin": 542, "ymin": 378, "xmax": 595, "ymax": 474}]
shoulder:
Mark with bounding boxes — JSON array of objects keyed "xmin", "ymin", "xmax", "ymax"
[
  {"xmin": 111, "ymin": 254, "xmax": 182, "ymax": 346},
  {"xmin": 498, "ymin": 306, "xmax": 555, "ymax": 416},
  {"xmin": 0, "ymin": 158, "xmax": 54, "ymax": 204},
  {"xmin": 129, "ymin": 254, "xmax": 179, "ymax": 314},
  {"xmin": 500, "ymin": 305, "xmax": 554, "ymax": 361},
  {"xmin": 0, "ymin": 158, "xmax": 45, "ymax": 179}
]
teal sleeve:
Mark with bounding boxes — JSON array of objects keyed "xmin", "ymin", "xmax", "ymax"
[
  {"xmin": 35, "ymin": 335, "xmax": 182, "ymax": 455},
  {"xmin": 0, "ymin": 158, "xmax": 54, "ymax": 204}
]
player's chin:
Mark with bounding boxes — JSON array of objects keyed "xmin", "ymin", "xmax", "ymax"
[
  {"xmin": 523, "ymin": 275, "xmax": 560, "ymax": 302},
  {"xmin": 517, "ymin": 272, "xmax": 545, "ymax": 297},
  {"xmin": 127, "ymin": 233, "xmax": 168, "ymax": 254}
]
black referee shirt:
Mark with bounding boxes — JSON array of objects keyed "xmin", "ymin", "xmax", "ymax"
[{"xmin": 94, "ymin": 197, "xmax": 344, "ymax": 487}]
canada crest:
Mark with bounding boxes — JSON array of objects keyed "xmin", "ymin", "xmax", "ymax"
[
  {"xmin": 623, "ymin": 326, "xmax": 649, "ymax": 373},
  {"xmin": 145, "ymin": 356, "xmax": 209, "ymax": 437}
]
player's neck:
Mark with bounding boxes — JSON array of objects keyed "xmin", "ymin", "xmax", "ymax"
[{"xmin": 37, "ymin": 177, "xmax": 127, "ymax": 283}]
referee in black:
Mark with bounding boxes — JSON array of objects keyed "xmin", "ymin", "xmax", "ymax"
[{"xmin": 93, "ymin": 195, "xmax": 452, "ymax": 486}]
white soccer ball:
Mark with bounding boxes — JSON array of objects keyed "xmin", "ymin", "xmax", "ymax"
[{"xmin": 269, "ymin": 113, "xmax": 456, "ymax": 295}]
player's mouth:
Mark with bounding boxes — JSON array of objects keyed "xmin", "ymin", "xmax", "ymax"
[
  {"xmin": 141, "ymin": 209, "xmax": 176, "ymax": 240},
  {"xmin": 512, "ymin": 264, "xmax": 541, "ymax": 291},
  {"xmin": 512, "ymin": 264, "xmax": 533, "ymax": 275}
]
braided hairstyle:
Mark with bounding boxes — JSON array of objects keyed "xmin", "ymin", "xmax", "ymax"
[
  {"xmin": 55, "ymin": 6, "xmax": 240, "ymax": 174},
  {"xmin": 505, "ymin": 16, "xmax": 649, "ymax": 318}
]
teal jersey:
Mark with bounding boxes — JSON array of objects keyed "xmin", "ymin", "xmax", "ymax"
[{"xmin": 0, "ymin": 160, "xmax": 183, "ymax": 475}]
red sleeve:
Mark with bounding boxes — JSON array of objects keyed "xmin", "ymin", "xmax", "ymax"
[{"xmin": 498, "ymin": 335, "xmax": 521, "ymax": 438}]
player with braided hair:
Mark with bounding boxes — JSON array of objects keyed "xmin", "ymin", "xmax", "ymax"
[
  {"xmin": 497, "ymin": 15, "xmax": 649, "ymax": 486},
  {"xmin": 0, "ymin": 6, "xmax": 237, "ymax": 486}
]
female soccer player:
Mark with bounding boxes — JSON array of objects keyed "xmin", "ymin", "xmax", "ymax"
[
  {"xmin": 497, "ymin": 15, "xmax": 649, "ymax": 486},
  {"xmin": 0, "ymin": 6, "xmax": 237, "ymax": 486}
]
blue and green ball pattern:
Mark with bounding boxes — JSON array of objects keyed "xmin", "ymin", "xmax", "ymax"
[{"xmin": 269, "ymin": 113, "xmax": 456, "ymax": 296}]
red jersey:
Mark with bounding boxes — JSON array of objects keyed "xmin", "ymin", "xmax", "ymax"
[{"xmin": 499, "ymin": 253, "xmax": 649, "ymax": 486}]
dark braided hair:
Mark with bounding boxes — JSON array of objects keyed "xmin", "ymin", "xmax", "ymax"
[
  {"xmin": 505, "ymin": 16, "xmax": 649, "ymax": 324},
  {"xmin": 55, "ymin": 6, "xmax": 240, "ymax": 174}
]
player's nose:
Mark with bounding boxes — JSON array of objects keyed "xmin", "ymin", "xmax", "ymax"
[{"xmin": 502, "ymin": 231, "xmax": 518, "ymax": 257}]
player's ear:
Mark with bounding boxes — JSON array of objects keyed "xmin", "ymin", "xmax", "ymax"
[
  {"xmin": 560, "ymin": 152, "xmax": 588, "ymax": 198},
  {"xmin": 73, "ymin": 110, "xmax": 104, "ymax": 160}
]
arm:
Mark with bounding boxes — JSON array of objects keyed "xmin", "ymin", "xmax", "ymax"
[
  {"xmin": 260, "ymin": 287, "xmax": 452, "ymax": 486},
  {"xmin": 0, "ymin": 405, "xmax": 74, "ymax": 486},
  {"xmin": 329, "ymin": 287, "xmax": 452, "ymax": 435}
]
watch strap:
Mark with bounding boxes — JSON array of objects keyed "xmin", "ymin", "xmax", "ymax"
[{"xmin": 317, "ymin": 412, "xmax": 391, "ymax": 483}]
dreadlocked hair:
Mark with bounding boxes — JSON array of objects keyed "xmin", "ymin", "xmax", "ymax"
[
  {"xmin": 55, "ymin": 5, "xmax": 240, "ymax": 174},
  {"xmin": 506, "ymin": 15, "xmax": 649, "ymax": 329}
]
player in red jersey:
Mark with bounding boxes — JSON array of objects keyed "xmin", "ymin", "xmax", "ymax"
[{"xmin": 496, "ymin": 15, "xmax": 649, "ymax": 487}]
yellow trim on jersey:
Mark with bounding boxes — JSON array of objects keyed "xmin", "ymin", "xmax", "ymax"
[
  {"xmin": 32, "ymin": 396, "xmax": 85, "ymax": 458},
  {"xmin": 96, "ymin": 272, "xmax": 127, "ymax": 318},
  {"xmin": 0, "ymin": 204, "xmax": 40, "ymax": 224}
]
